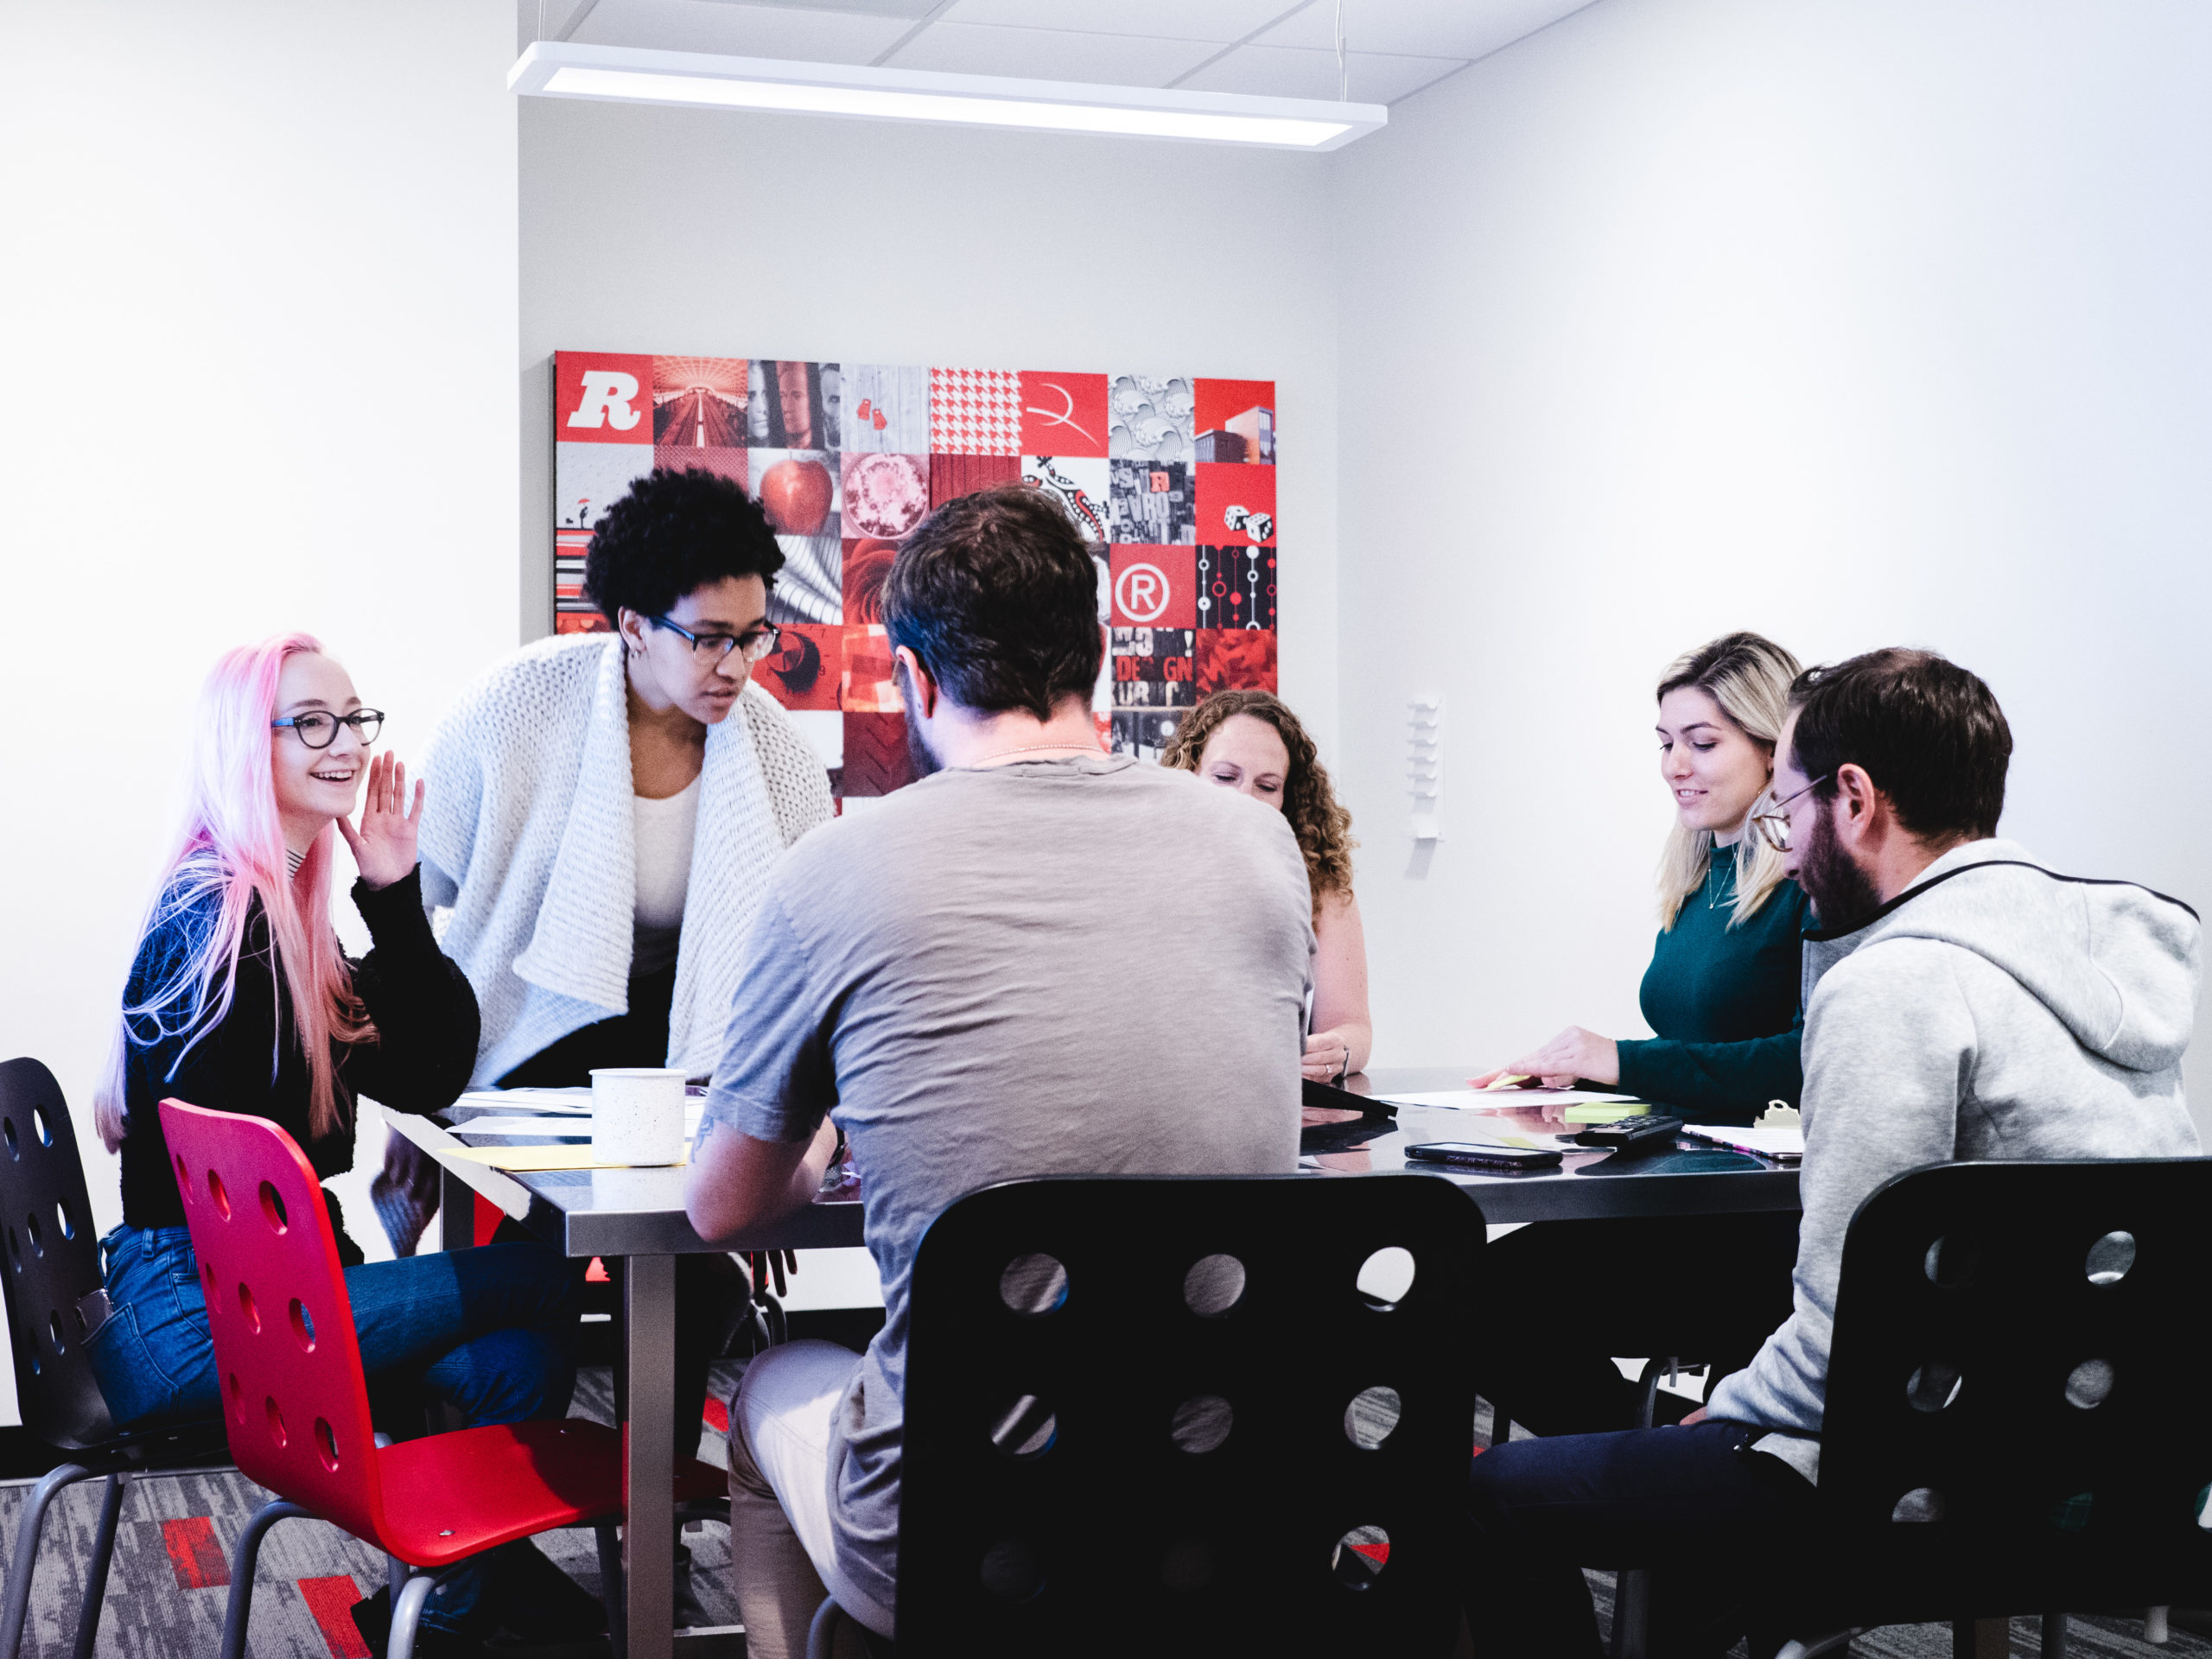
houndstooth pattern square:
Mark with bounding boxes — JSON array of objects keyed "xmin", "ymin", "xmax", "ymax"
[{"xmin": 930, "ymin": 367, "xmax": 1022, "ymax": 455}]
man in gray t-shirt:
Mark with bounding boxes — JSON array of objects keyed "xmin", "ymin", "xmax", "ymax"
[{"xmin": 686, "ymin": 484, "xmax": 1313, "ymax": 1656}]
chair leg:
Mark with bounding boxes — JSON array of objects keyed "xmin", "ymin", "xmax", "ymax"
[
  {"xmin": 219, "ymin": 1499, "xmax": 313, "ymax": 1659},
  {"xmin": 1605, "ymin": 1358, "xmax": 1675, "ymax": 1659},
  {"xmin": 596, "ymin": 1521, "xmax": 626, "ymax": 1659},
  {"xmin": 69, "ymin": 1472, "xmax": 130, "ymax": 1659},
  {"xmin": 2041, "ymin": 1612, "xmax": 2068, "ymax": 1658},
  {"xmin": 2146, "ymin": 1607, "xmax": 2171, "ymax": 1645},
  {"xmin": 0, "ymin": 1462, "xmax": 95, "ymax": 1659},
  {"xmin": 387, "ymin": 1572, "xmax": 438, "ymax": 1659},
  {"xmin": 807, "ymin": 1595, "xmax": 843, "ymax": 1659}
]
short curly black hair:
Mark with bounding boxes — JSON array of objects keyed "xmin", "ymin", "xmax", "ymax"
[{"xmin": 582, "ymin": 467, "xmax": 784, "ymax": 628}]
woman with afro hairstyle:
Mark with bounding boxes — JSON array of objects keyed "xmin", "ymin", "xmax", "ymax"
[
  {"xmin": 394, "ymin": 467, "xmax": 835, "ymax": 1620},
  {"xmin": 1162, "ymin": 690, "xmax": 1370, "ymax": 1079}
]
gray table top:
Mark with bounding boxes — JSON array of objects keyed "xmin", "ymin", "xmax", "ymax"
[{"xmin": 394, "ymin": 1066, "xmax": 1798, "ymax": 1258}]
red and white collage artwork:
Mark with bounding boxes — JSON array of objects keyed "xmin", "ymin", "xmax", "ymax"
[{"xmin": 553, "ymin": 353, "xmax": 1279, "ymax": 804}]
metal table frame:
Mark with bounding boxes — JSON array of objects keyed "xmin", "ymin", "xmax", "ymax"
[{"xmin": 385, "ymin": 1109, "xmax": 863, "ymax": 1659}]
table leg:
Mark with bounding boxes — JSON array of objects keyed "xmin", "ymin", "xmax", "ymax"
[
  {"xmin": 439, "ymin": 1166, "xmax": 477, "ymax": 1254},
  {"xmin": 626, "ymin": 1254, "xmax": 677, "ymax": 1659}
]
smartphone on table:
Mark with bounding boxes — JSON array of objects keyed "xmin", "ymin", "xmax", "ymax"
[{"xmin": 1404, "ymin": 1141, "xmax": 1564, "ymax": 1172}]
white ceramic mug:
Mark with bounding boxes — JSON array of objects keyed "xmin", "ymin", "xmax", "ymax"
[{"xmin": 588, "ymin": 1067, "xmax": 687, "ymax": 1166}]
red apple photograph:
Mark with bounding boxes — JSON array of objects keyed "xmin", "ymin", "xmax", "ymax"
[{"xmin": 753, "ymin": 449, "xmax": 840, "ymax": 538}]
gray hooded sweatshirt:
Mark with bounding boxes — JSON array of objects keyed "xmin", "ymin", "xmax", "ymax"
[{"xmin": 1706, "ymin": 837, "xmax": 2202, "ymax": 1480}]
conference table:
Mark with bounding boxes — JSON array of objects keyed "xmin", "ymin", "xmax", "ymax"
[{"xmin": 387, "ymin": 1066, "xmax": 1802, "ymax": 1659}]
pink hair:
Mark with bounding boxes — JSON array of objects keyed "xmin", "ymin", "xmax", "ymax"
[{"xmin": 94, "ymin": 632, "xmax": 372, "ymax": 1151}]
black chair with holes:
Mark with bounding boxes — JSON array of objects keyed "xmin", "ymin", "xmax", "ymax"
[
  {"xmin": 1611, "ymin": 1157, "xmax": 2212, "ymax": 1659},
  {"xmin": 0, "ymin": 1058, "xmax": 232, "ymax": 1659},
  {"xmin": 806, "ymin": 1171, "xmax": 1484, "ymax": 1658}
]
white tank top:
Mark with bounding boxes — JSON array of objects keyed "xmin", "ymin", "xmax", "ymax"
[{"xmin": 631, "ymin": 775, "xmax": 700, "ymax": 976}]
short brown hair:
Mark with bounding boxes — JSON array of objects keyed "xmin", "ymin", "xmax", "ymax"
[
  {"xmin": 1162, "ymin": 690, "xmax": 1356, "ymax": 907},
  {"xmin": 880, "ymin": 484, "xmax": 1103, "ymax": 721},
  {"xmin": 1789, "ymin": 648, "xmax": 2012, "ymax": 840}
]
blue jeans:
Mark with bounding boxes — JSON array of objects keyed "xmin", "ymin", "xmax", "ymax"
[
  {"xmin": 1463, "ymin": 1421, "xmax": 1818, "ymax": 1658},
  {"xmin": 87, "ymin": 1223, "xmax": 587, "ymax": 1636}
]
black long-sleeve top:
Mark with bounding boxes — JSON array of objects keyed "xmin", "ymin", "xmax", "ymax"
[{"xmin": 118, "ymin": 866, "xmax": 479, "ymax": 1262}]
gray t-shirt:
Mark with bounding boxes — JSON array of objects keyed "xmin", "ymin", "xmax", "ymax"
[{"xmin": 703, "ymin": 753, "xmax": 1314, "ymax": 1615}]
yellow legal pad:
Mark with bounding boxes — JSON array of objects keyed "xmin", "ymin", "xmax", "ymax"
[{"xmin": 445, "ymin": 1145, "xmax": 688, "ymax": 1173}]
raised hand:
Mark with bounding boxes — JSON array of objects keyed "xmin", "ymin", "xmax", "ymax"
[{"xmin": 336, "ymin": 751, "xmax": 424, "ymax": 890}]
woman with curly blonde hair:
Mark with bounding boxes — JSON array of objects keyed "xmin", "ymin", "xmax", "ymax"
[{"xmin": 1163, "ymin": 690, "xmax": 1370, "ymax": 1079}]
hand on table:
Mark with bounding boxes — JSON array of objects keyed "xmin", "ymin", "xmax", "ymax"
[
  {"xmin": 1302, "ymin": 1031, "xmax": 1352, "ymax": 1082},
  {"xmin": 1471, "ymin": 1027, "xmax": 1619, "ymax": 1122},
  {"xmin": 336, "ymin": 752, "xmax": 424, "ymax": 890}
]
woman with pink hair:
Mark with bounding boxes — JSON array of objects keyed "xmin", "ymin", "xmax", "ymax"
[{"xmin": 88, "ymin": 633, "xmax": 600, "ymax": 1653}]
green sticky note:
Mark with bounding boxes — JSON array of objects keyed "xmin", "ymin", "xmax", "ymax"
[{"xmin": 1561, "ymin": 1103, "xmax": 1652, "ymax": 1124}]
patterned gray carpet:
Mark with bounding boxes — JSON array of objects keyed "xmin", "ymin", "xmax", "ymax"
[
  {"xmin": 0, "ymin": 1381, "xmax": 2196, "ymax": 1656},
  {"xmin": 0, "ymin": 1363, "xmax": 744, "ymax": 1658}
]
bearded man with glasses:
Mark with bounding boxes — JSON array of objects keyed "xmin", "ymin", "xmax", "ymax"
[{"xmin": 1459, "ymin": 647, "xmax": 2202, "ymax": 1657}]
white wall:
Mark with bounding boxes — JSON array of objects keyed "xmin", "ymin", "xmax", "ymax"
[
  {"xmin": 0, "ymin": 2, "xmax": 521, "ymax": 1418},
  {"xmin": 1332, "ymin": 0, "xmax": 2212, "ymax": 1141},
  {"xmin": 517, "ymin": 97, "xmax": 1342, "ymax": 758}
]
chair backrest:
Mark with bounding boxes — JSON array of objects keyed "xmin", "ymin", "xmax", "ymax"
[
  {"xmin": 1821, "ymin": 1158, "xmax": 2212, "ymax": 1580},
  {"xmin": 897, "ymin": 1173, "xmax": 1483, "ymax": 1657},
  {"xmin": 0, "ymin": 1058, "xmax": 117, "ymax": 1449},
  {"xmin": 159, "ymin": 1098, "xmax": 387, "ymax": 1544}
]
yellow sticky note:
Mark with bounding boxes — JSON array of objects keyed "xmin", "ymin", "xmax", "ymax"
[{"xmin": 446, "ymin": 1145, "xmax": 688, "ymax": 1173}]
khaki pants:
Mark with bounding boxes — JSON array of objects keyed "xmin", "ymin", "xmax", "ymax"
[{"xmin": 725, "ymin": 1339, "xmax": 894, "ymax": 1658}]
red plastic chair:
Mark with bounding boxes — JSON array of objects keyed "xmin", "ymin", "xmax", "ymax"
[{"xmin": 159, "ymin": 1099, "xmax": 723, "ymax": 1659}]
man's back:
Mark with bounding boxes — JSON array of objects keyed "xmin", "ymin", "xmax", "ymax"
[{"xmin": 705, "ymin": 750, "xmax": 1313, "ymax": 1614}]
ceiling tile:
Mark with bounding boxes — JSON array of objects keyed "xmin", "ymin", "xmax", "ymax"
[
  {"xmin": 885, "ymin": 22, "xmax": 1223, "ymax": 86},
  {"xmin": 1255, "ymin": 0, "xmax": 1598, "ymax": 63},
  {"xmin": 937, "ymin": 0, "xmax": 1300, "ymax": 45},
  {"xmin": 1175, "ymin": 42, "xmax": 1464, "ymax": 105},
  {"xmin": 565, "ymin": 0, "xmax": 912, "ymax": 61}
]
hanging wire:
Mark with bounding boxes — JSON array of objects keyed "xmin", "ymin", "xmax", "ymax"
[{"xmin": 1335, "ymin": 0, "xmax": 1347, "ymax": 100}]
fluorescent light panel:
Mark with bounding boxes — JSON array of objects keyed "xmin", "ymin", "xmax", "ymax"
[{"xmin": 509, "ymin": 41, "xmax": 1385, "ymax": 151}]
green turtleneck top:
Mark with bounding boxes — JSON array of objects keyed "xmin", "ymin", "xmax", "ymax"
[{"xmin": 1612, "ymin": 845, "xmax": 1811, "ymax": 1124}]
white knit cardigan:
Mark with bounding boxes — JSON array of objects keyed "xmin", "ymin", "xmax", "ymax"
[{"xmin": 416, "ymin": 633, "xmax": 834, "ymax": 1084}]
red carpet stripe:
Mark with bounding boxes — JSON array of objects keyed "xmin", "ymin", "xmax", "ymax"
[
  {"xmin": 702, "ymin": 1395, "xmax": 730, "ymax": 1435},
  {"xmin": 297, "ymin": 1575, "xmax": 372, "ymax": 1659},
  {"xmin": 473, "ymin": 1192, "xmax": 502, "ymax": 1248},
  {"xmin": 161, "ymin": 1516, "xmax": 230, "ymax": 1589}
]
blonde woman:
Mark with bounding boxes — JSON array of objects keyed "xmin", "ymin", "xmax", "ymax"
[
  {"xmin": 1474, "ymin": 631, "xmax": 1810, "ymax": 1119},
  {"xmin": 1162, "ymin": 691, "xmax": 1370, "ymax": 1080},
  {"xmin": 1470, "ymin": 632, "xmax": 1809, "ymax": 1437}
]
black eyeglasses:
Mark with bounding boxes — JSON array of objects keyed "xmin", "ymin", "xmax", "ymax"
[
  {"xmin": 1750, "ymin": 775, "xmax": 1831, "ymax": 853},
  {"xmin": 650, "ymin": 615, "xmax": 783, "ymax": 664},
  {"xmin": 271, "ymin": 710, "xmax": 385, "ymax": 750}
]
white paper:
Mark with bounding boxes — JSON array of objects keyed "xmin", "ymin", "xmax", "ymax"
[
  {"xmin": 452, "ymin": 1116, "xmax": 592, "ymax": 1138},
  {"xmin": 1683, "ymin": 1123, "xmax": 1805, "ymax": 1160},
  {"xmin": 1378, "ymin": 1089, "xmax": 1640, "ymax": 1110},
  {"xmin": 458, "ymin": 1103, "xmax": 707, "ymax": 1140},
  {"xmin": 456, "ymin": 1088, "xmax": 593, "ymax": 1116}
]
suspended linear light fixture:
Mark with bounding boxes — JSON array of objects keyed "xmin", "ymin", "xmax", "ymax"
[{"xmin": 508, "ymin": 41, "xmax": 1386, "ymax": 151}]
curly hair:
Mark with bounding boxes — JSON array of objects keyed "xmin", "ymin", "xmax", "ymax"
[
  {"xmin": 1162, "ymin": 690, "xmax": 1356, "ymax": 907},
  {"xmin": 582, "ymin": 467, "xmax": 784, "ymax": 628}
]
